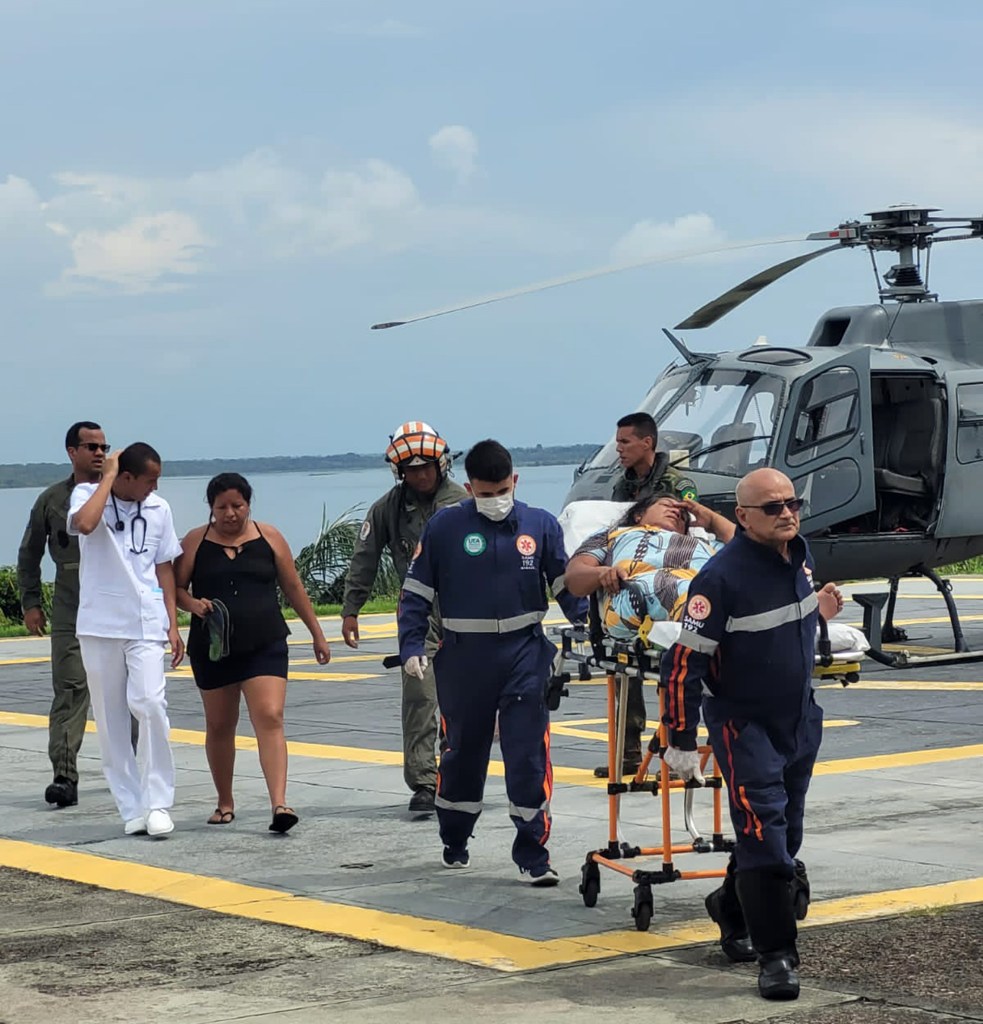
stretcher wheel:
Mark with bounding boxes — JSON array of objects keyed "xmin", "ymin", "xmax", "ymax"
[
  {"xmin": 580, "ymin": 861, "xmax": 600, "ymax": 908},
  {"xmin": 632, "ymin": 883, "xmax": 653, "ymax": 931}
]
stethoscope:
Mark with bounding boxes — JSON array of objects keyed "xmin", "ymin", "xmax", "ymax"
[{"xmin": 110, "ymin": 494, "xmax": 148, "ymax": 554}]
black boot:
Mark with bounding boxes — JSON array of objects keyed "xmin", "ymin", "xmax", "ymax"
[
  {"xmin": 44, "ymin": 777, "xmax": 78, "ymax": 808},
  {"xmin": 705, "ymin": 858, "xmax": 755, "ymax": 962},
  {"xmin": 736, "ymin": 868, "xmax": 800, "ymax": 1001}
]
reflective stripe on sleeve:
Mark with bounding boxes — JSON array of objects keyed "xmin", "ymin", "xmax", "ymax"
[
  {"xmin": 402, "ymin": 577, "xmax": 435, "ymax": 602},
  {"xmin": 435, "ymin": 795, "xmax": 483, "ymax": 814},
  {"xmin": 442, "ymin": 610, "xmax": 546, "ymax": 634},
  {"xmin": 550, "ymin": 574, "xmax": 566, "ymax": 597},
  {"xmin": 725, "ymin": 591, "xmax": 818, "ymax": 634},
  {"xmin": 677, "ymin": 629, "xmax": 719, "ymax": 654}
]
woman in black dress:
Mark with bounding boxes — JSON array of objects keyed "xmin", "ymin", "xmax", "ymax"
[{"xmin": 175, "ymin": 473, "xmax": 331, "ymax": 831}]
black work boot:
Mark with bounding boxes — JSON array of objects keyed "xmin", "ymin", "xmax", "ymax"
[
  {"xmin": 736, "ymin": 868, "xmax": 800, "ymax": 1001},
  {"xmin": 44, "ymin": 777, "xmax": 78, "ymax": 808},
  {"xmin": 705, "ymin": 858, "xmax": 755, "ymax": 962},
  {"xmin": 408, "ymin": 786, "xmax": 436, "ymax": 814}
]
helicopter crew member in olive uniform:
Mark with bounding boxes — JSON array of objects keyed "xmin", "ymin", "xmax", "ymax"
[
  {"xmin": 611, "ymin": 412, "xmax": 681, "ymax": 503},
  {"xmin": 341, "ymin": 422, "xmax": 467, "ymax": 814},
  {"xmin": 603, "ymin": 412, "xmax": 682, "ymax": 777},
  {"xmin": 18, "ymin": 421, "xmax": 108, "ymax": 808},
  {"xmin": 660, "ymin": 468, "xmax": 844, "ymax": 1002}
]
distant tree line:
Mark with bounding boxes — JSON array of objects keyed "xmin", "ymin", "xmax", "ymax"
[{"xmin": 0, "ymin": 444, "xmax": 602, "ymax": 490}]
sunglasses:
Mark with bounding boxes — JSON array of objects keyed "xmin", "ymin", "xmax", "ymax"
[
  {"xmin": 742, "ymin": 497, "xmax": 805, "ymax": 516},
  {"xmin": 77, "ymin": 443, "xmax": 110, "ymax": 453}
]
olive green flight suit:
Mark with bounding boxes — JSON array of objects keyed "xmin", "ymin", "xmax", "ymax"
[
  {"xmin": 611, "ymin": 452, "xmax": 684, "ymax": 761},
  {"xmin": 17, "ymin": 477, "xmax": 89, "ymax": 784},
  {"xmin": 342, "ymin": 476, "xmax": 467, "ymax": 791}
]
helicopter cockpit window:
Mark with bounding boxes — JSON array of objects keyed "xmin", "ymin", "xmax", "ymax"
[
  {"xmin": 656, "ymin": 369, "xmax": 781, "ymax": 476},
  {"xmin": 787, "ymin": 366, "xmax": 860, "ymax": 467},
  {"xmin": 956, "ymin": 384, "xmax": 983, "ymax": 465},
  {"xmin": 582, "ymin": 371, "xmax": 693, "ymax": 470},
  {"xmin": 582, "ymin": 368, "xmax": 783, "ymax": 476}
]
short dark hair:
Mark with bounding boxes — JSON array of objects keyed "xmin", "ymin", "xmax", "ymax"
[
  {"xmin": 464, "ymin": 439, "xmax": 513, "ymax": 482},
  {"xmin": 65, "ymin": 421, "xmax": 102, "ymax": 449},
  {"xmin": 118, "ymin": 442, "xmax": 161, "ymax": 477},
  {"xmin": 616, "ymin": 412, "xmax": 658, "ymax": 445},
  {"xmin": 618, "ymin": 490, "xmax": 677, "ymax": 528},
  {"xmin": 206, "ymin": 472, "xmax": 253, "ymax": 507}
]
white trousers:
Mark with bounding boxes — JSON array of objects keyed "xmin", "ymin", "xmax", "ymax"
[{"xmin": 78, "ymin": 636, "xmax": 175, "ymax": 821}]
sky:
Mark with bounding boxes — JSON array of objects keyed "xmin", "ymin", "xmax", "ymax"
[{"xmin": 3, "ymin": 0, "xmax": 983, "ymax": 463}]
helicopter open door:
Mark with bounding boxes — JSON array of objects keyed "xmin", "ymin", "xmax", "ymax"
[
  {"xmin": 935, "ymin": 370, "xmax": 983, "ymax": 539},
  {"xmin": 773, "ymin": 347, "xmax": 876, "ymax": 535}
]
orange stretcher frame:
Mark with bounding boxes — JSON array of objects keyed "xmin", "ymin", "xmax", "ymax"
[
  {"xmin": 577, "ymin": 650, "xmax": 731, "ymax": 932},
  {"xmin": 564, "ymin": 632, "xmax": 863, "ymax": 932}
]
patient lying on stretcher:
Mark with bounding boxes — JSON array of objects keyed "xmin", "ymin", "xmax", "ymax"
[{"xmin": 565, "ymin": 494, "xmax": 736, "ymax": 641}]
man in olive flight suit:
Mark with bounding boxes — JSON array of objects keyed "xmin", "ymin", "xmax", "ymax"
[
  {"xmin": 18, "ymin": 421, "xmax": 108, "ymax": 807},
  {"xmin": 600, "ymin": 411, "xmax": 685, "ymax": 778},
  {"xmin": 341, "ymin": 422, "xmax": 467, "ymax": 813}
]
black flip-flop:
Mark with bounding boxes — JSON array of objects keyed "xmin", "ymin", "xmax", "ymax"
[
  {"xmin": 205, "ymin": 599, "xmax": 231, "ymax": 661},
  {"xmin": 207, "ymin": 808, "xmax": 235, "ymax": 825},
  {"xmin": 269, "ymin": 805, "xmax": 299, "ymax": 833}
]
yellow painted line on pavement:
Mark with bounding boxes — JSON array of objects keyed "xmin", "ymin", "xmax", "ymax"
[
  {"xmin": 818, "ymin": 680, "xmax": 983, "ymax": 692},
  {"xmin": 552, "ymin": 718, "xmax": 859, "ymax": 742},
  {"xmin": 0, "ymin": 657, "xmax": 50, "ymax": 666},
  {"xmin": 2, "ymin": 710, "xmax": 983, "ymax": 783},
  {"xmin": 165, "ymin": 667, "xmax": 381, "ymax": 683},
  {"xmin": 814, "ymin": 743, "xmax": 983, "ymax": 775},
  {"xmin": 1, "ymin": 837, "xmax": 982, "ymax": 971}
]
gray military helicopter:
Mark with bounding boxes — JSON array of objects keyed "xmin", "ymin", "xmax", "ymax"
[{"xmin": 373, "ymin": 205, "xmax": 983, "ymax": 666}]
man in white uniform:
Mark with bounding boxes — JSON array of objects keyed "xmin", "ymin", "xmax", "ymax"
[{"xmin": 68, "ymin": 442, "xmax": 185, "ymax": 837}]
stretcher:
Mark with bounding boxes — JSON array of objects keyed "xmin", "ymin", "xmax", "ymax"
[{"xmin": 550, "ymin": 602, "xmax": 867, "ymax": 931}]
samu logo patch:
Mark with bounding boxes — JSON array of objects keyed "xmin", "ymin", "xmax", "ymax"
[{"xmin": 463, "ymin": 533, "xmax": 487, "ymax": 556}]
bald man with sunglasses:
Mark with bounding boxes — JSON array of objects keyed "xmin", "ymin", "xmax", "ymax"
[{"xmin": 660, "ymin": 468, "xmax": 843, "ymax": 1002}]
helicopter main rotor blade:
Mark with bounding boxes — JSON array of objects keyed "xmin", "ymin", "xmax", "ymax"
[
  {"xmin": 674, "ymin": 243, "xmax": 844, "ymax": 330},
  {"xmin": 370, "ymin": 235, "xmax": 819, "ymax": 330}
]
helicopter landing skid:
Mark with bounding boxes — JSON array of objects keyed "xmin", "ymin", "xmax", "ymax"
[{"xmin": 853, "ymin": 568, "xmax": 977, "ymax": 668}]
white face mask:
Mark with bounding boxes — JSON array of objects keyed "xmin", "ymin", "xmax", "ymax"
[{"xmin": 474, "ymin": 494, "xmax": 514, "ymax": 521}]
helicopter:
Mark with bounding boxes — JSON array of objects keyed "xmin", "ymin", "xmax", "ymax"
[{"xmin": 373, "ymin": 205, "xmax": 983, "ymax": 666}]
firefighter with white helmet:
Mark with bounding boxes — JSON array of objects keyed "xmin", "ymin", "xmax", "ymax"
[{"xmin": 341, "ymin": 422, "xmax": 467, "ymax": 813}]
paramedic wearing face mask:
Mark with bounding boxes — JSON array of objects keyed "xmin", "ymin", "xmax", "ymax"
[
  {"xmin": 397, "ymin": 440, "xmax": 587, "ymax": 885},
  {"xmin": 68, "ymin": 442, "xmax": 185, "ymax": 839},
  {"xmin": 660, "ymin": 468, "xmax": 844, "ymax": 1002},
  {"xmin": 341, "ymin": 422, "xmax": 466, "ymax": 814}
]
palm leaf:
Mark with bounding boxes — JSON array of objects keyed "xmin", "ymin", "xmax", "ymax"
[{"xmin": 292, "ymin": 505, "xmax": 400, "ymax": 605}]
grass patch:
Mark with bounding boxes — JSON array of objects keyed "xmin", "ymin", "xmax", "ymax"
[{"xmin": 938, "ymin": 557, "xmax": 983, "ymax": 575}]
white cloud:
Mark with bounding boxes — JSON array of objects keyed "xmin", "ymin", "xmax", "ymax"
[
  {"xmin": 610, "ymin": 212, "xmax": 726, "ymax": 263},
  {"xmin": 661, "ymin": 94, "xmax": 983, "ymax": 212},
  {"xmin": 0, "ymin": 174, "xmax": 42, "ymax": 223},
  {"xmin": 4, "ymin": 137, "xmax": 581, "ymax": 297},
  {"xmin": 429, "ymin": 125, "xmax": 479, "ymax": 185},
  {"xmin": 53, "ymin": 211, "xmax": 212, "ymax": 295}
]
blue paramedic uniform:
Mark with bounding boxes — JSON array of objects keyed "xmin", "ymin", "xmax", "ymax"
[
  {"xmin": 660, "ymin": 526, "xmax": 823, "ymax": 877},
  {"xmin": 398, "ymin": 498, "xmax": 587, "ymax": 870}
]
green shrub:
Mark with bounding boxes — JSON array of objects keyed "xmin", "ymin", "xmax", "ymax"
[{"xmin": 0, "ymin": 565, "xmax": 53, "ymax": 621}]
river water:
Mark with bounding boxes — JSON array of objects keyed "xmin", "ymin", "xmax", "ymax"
[{"xmin": 0, "ymin": 464, "xmax": 581, "ymax": 573}]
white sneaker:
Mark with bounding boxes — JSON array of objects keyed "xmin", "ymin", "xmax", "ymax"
[
  {"xmin": 124, "ymin": 816, "xmax": 147, "ymax": 836},
  {"xmin": 518, "ymin": 864, "xmax": 560, "ymax": 887},
  {"xmin": 146, "ymin": 809, "xmax": 175, "ymax": 837}
]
